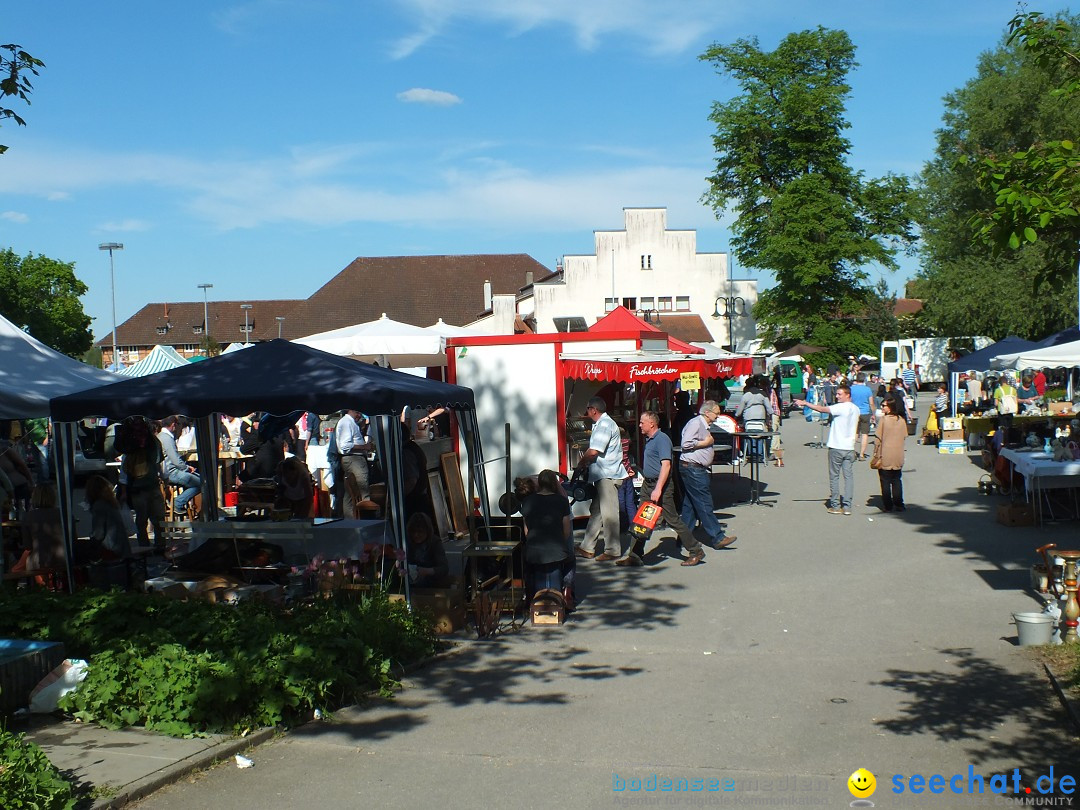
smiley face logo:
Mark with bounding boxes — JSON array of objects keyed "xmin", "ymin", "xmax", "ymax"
[{"xmin": 848, "ymin": 768, "xmax": 876, "ymax": 798}]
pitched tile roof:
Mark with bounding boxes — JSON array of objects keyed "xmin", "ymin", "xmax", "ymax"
[
  {"xmin": 98, "ymin": 300, "xmax": 302, "ymax": 348},
  {"xmin": 274, "ymin": 254, "xmax": 552, "ymax": 340},
  {"xmin": 652, "ymin": 314, "xmax": 714, "ymax": 344},
  {"xmin": 894, "ymin": 298, "xmax": 924, "ymax": 317}
]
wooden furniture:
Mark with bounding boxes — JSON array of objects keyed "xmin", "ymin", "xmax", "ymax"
[{"xmin": 463, "ymin": 531, "xmax": 524, "ymax": 636}]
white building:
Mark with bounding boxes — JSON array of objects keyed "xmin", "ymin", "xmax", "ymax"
[{"xmin": 475, "ymin": 207, "xmax": 757, "ymax": 349}]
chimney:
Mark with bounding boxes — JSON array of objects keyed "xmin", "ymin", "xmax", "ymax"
[
  {"xmin": 163, "ymin": 302, "xmax": 169, "ymax": 319},
  {"xmin": 483, "ymin": 279, "xmax": 492, "ymax": 311},
  {"xmin": 525, "ymin": 271, "xmax": 534, "ymax": 287}
]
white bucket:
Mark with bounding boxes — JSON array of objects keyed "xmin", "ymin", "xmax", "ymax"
[{"xmin": 1013, "ymin": 612, "xmax": 1055, "ymax": 646}]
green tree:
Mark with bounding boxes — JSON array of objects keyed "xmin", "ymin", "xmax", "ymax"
[
  {"xmin": 0, "ymin": 249, "xmax": 93, "ymax": 357},
  {"xmin": 914, "ymin": 11, "xmax": 1080, "ymax": 339},
  {"xmin": 700, "ymin": 28, "xmax": 915, "ymax": 354},
  {"xmin": 0, "ymin": 43, "xmax": 43, "ymax": 154},
  {"xmin": 969, "ymin": 12, "xmax": 1080, "ymax": 254},
  {"xmin": 199, "ymin": 334, "xmax": 222, "ymax": 357}
]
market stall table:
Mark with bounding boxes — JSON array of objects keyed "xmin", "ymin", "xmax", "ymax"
[{"xmin": 998, "ymin": 447, "xmax": 1080, "ymax": 525}]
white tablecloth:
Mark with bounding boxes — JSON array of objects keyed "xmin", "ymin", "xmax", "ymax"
[{"xmin": 999, "ymin": 448, "xmax": 1080, "ymax": 492}]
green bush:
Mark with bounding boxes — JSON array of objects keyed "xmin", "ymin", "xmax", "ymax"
[
  {"xmin": 0, "ymin": 728, "xmax": 75, "ymax": 810},
  {"xmin": 0, "ymin": 589, "xmax": 437, "ymax": 737}
]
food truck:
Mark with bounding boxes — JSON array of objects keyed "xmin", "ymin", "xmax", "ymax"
[{"xmin": 445, "ymin": 309, "xmax": 752, "ymax": 501}]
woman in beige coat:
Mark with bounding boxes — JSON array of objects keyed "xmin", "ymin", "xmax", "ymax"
[{"xmin": 874, "ymin": 393, "xmax": 907, "ymax": 512}]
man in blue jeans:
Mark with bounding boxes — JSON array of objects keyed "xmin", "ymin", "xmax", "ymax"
[
  {"xmin": 679, "ymin": 400, "xmax": 736, "ymax": 552},
  {"xmin": 158, "ymin": 415, "xmax": 201, "ymax": 515}
]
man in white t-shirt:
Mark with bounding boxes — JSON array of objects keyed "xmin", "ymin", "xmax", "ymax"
[{"xmin": 794, "ymin": 384, "xmax": 860, "ymax": 515}]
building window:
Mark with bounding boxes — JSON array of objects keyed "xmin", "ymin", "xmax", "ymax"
[
  {"xmin": 640, "ymin": 254, "xmax": 652, "ymax": 269},
  {"xmin": 676, "ymin": 296, "xmax": 690, "ymax": 312},
  {"xmin": 639, "ymin": 296, "xmax": 654, "ymax": 309},
  {"xmin": 658, "ymin": 296, "xmax": 673, "ymax": 312},
  {"xmin": 155, "ymin": 326, "xmax": 168, "ymax": 336},
  {"xmin": 621, "ymin": 297, "xmax": 637, "ymax": 311},
  {"xmin": 179, "ymin": 344, "xmax": 198, "ymax": 353},
  {"xmin": 240, "ymin": 324, "xmax": 253, "ymax": 334},
  {"xmin": 604, "ymin": 297, "xmax": 617, "ymax": 313},
  {"xmin": 192, "ymin": 325, "xmax": 203, "ymax": 335}
]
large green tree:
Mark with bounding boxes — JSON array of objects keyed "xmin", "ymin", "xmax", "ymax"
[
  {"xmin": 0, "ymin": 43, "xmax": 43, "ymax": 154},
  {"xmin": 700, "ymin": 28, "xmax": 915, "ymax": 354},
  {"xmin": 915, "ymin": 11, "xmax": 1080, "ymax": 339},
  {"xmin": 0, "ymin": 249, "xmax": 93, "ymax": 356}
]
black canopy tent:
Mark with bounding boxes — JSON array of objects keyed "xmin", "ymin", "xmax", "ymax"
[
  {"xmin": 945, "ymin": 335, "xmax": 1038, "ymax": 416},
  {"xmin": 49, "ymin": 339, "xmax": 492, "ymax": 598}
]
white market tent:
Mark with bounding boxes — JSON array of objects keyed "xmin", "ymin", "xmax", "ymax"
[
  {"xmin": 990, "ymin": 339, "xmax": 1080, "ymax": 372},
  {"xmin": 117, "ymin": 344, "xmax": 188, "ymax": 377},
  {"xmin": 295, "ymin": 313, "xmax": 447, "ymax": 368},
  {"xmin": 221, "ymin": 342, "xmax": 255, "ymax": 354},
  {"xmin": 0, "ymin": 313, "xmax": 120, "ymax": 418}
]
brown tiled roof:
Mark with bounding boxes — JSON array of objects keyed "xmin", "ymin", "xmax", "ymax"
[
  {"xmin": 652, "ymin": 314, "xmax": 714, "ymax": 344},
  {"xmin": 894, "ymin": 298, "xmax": 924, "ymax": 317},
  {"xmin": 274, "ymin": 254, "xmax": 552, "ymax": 339},
  {"xmin": 98, "ymin": 300, "xmax": 303, "ymax": 348}
]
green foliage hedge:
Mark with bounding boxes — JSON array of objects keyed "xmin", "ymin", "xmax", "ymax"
[
  {"xmin": 0, "ymin": 728, "xmax": 75, "ymax": 809},
  {"xmin": 0, "ymin": 590, "xmax": 437, "ymax": 737}
]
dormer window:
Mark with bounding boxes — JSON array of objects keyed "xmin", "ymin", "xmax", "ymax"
[
  {"xmin": 192, "ymin": 325, "xmax": 204, "ymax": 335},
  {"xmin": 240, "ymin": 324, "xmax": 253, "ymax": 334},
  {"xmin": 155, "ymin": 326, "xmax": 168, "ymax": 335}
]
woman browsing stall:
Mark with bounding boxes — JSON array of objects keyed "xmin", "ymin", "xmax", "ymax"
[{"xmin": 872, "ymin": 394, "xmax": 908, "ymax": 513}]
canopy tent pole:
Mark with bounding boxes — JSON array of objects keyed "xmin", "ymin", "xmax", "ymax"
[
  {"xmin": 458, "ymin": 409, "xmax": 493, "ymax": 543},
  {"xmin": 52, "ymin": 421, "xmax": 77, "ymax": 593},
  {"xmin": 372, "ymin": 414, "xmax": 410, "ymax": 606},
  {"xmin": 193, "ymin": 416, "xmax": 220, "ymax": 523}
]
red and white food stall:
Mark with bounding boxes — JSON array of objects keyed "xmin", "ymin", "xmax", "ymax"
[{"xmin": 446, "ymin": 311, "xmax": 752, "ymax": 498}]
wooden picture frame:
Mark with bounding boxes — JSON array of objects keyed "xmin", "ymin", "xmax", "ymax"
[
  {"xmin": 427, "ymin": 471, "xmax": 451, "ymax": 539},
  {"xmin": 439, "ymin": 451, "xmax": 469, "ymax": 536}
]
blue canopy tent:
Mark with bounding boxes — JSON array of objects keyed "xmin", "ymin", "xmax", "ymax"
[
  {"xmin": 49, "ymin": 339, "xmax": 492, "ymax": 599},
  {"xmin": 945, "ymin": 336, "xmax": 1039, "ymax": 416}
]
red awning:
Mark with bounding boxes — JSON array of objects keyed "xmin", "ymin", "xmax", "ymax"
[{"xmin": 562, "ymin": 356, "xmax": 752, "ymax": 383}]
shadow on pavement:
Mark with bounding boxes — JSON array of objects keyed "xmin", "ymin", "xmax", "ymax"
[{"xmin": 875, "ymin": 647, "xmax": 1078, "ymax": 776}]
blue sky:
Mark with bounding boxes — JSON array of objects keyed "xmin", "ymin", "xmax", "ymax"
[{"xmin": 2, "ymin": 1, "xmax": 1074, "ymax": 342}]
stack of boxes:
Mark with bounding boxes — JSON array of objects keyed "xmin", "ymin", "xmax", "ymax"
[{"xmin": 939, "ymin": 416, "xmax": 966, "ymax": 455}]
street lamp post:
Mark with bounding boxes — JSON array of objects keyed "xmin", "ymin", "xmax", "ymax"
[
  {"xmin": 712, "ymin": 295, "xmax": 749, "ymax": 352},
  {"xmin": 275, "ymin": 316, "xmax": 285, "ymax": 339},
  {"xmin": 98, "ymin": 242, "xmax": 124, "ymax": 370},
  {"xmin": 240, "ymin": 304, "xmax": 253, "ymax": 344},
  {"xmin": 197, "ymin": 283, "xmax": 213, "ymax": 355}
]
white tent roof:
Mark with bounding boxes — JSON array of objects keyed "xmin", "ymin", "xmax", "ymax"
[
  {"xmin": 990, "ymin": 339, "xmax": 1080, "ymax": 371},
  {"xmin": 295, "ymin": 313, "xmax": 446, "ymax": 367},
  {"xmin": 0, "ymin": 313, "xmax": 120, "ymax": 418},
  {"xmin": 117, "ymin": 344, "xmax": 189, "ymax": 377},
  {"xmin": 426, "ymin": 318, "xmax": 486, "ymax": 338},
  {"xmin": 221, "ymin": 342, "xmax": 255, "ymax": 354}
]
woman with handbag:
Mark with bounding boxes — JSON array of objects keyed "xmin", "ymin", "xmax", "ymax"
[{"xmin": 872, "ymin": 393, "xmax": 908, "ymax": 512}]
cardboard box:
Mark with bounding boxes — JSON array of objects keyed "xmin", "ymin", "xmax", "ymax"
[
  {"xmin": 941, "ymin": 417, "xmax": 964, "ymax": 431},
  {"xmin": 942, "ymin": 428, "xmax": 964, "ymax": 441},
  {"xmin": 939, "ymin": 441, "xmax": 967, "ymax": 455},
  {"xmin": 996, "ymin": 502, "xmax": 1035, "ymax": 527}
]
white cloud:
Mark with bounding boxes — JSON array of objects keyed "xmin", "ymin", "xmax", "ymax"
[
  {"xmin": 45, "ymin": 191, "xmax": 69, "ymax": 201},
  {"xmin": 1, "ymin": 211, "xmax": 29, "ymax": 224},
  {"xmin": 212, "ymin": 0, "xmax": 305, "ymax": 34},
  {"xmin": 98, "ymin": 219, "xmax": 152, "ymax": 233},
  {"xmin": 396, "ymin": 88, "xmax": 463, "ymax": 106},
  {"xmin": 0, "ymin": 140, "xmax": 716, "ymax": 237},
  {"xmin": 389, "ymin": 0, "xmax": 729, "ymax": 58}
]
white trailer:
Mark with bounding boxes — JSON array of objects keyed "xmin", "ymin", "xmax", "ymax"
[{"xmin": 879, "ymin": 337, "xmax": 993, "ymax": 388}]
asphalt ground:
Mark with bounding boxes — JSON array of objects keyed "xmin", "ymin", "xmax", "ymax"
[{"xmin": 128, "ymin": 410, "xmax": 1080, "ymax": 810}]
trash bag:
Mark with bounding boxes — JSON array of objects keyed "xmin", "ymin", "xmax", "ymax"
[{"xmin": 29, "ymin": 659, "xmax": 88, "ymax": 713}]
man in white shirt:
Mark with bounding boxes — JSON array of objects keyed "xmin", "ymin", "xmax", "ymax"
[
  {"xmin": 335, "ymin": 409, "xmax": 371, "ymax": 518},
  {"xmin": 795, "ymin": 384, "xmax": 860, "ymax": 515},
  {"xmin": 575, "ymin": 397, "xmax": 629, "ymax": 561}
]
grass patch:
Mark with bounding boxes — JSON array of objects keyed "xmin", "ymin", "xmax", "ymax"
[
  {"xmin": 1032, "ymin": 643, "xmax": 1080, "ymax": 697},
  {"xmin": 0, "ymin": 588, "xmax": 437, "ymax": 738}
]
